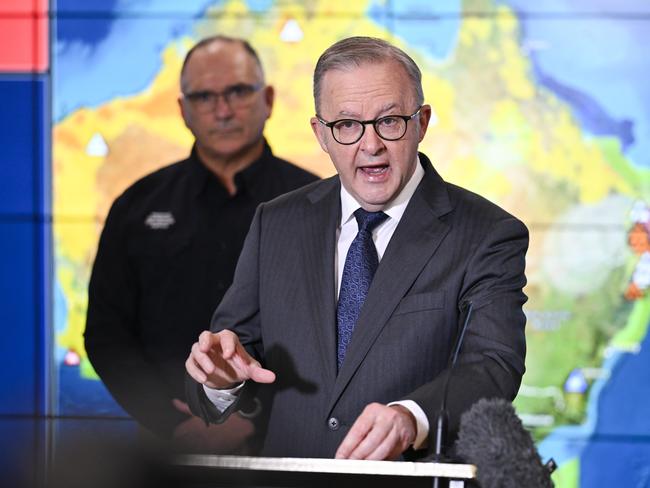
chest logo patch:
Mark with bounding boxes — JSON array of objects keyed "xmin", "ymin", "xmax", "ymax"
[{"xmin": 145, "ymin": 211, "xmax": 175, "ymax": 230}]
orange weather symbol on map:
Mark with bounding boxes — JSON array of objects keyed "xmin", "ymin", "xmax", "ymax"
[{"xmin": 625, "ymin": 202, "xmax": 650, "ymax": 301}]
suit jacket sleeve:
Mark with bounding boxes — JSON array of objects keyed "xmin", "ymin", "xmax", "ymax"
[
  {"xmin": 405, "ymin": 215, "xmax": 528, "ymax": 447},
  {"xmin": 85, "ymin": 198, "xmax": 186, "ymax": 437}
]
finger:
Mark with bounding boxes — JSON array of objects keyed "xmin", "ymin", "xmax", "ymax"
[
  {"xmin": 229, "ymin": 341, "xmax": 275, "ymax": 383},
  {"xmin": 248, "ymin": 364, "xmax": 276, "ymax": 384},
  {"xmin": 197, "ymin": 330, "xmax": 273, "ymax": 385},
  {"xmin": 185, "ymin": 355, "xmax": 207, "ymax": 383},
  {"xmin": 346, "ymin": 418, "xmax": 392, "ymax": 460},
  {"xmin": 198, "ymin": 330, "xmax": 215, "ymax": 352},
  {"xmin": 363, "ymin": 428, "xmax": 401, "ymax": 460},
  {"xmin": 172, "ymin": 398, "xmax": 192, "ymax": 416},
  {"xmin": 192, "ymin": 342, "xmax": 217, "ymax": 375},
  {"xmin": 218, "ymin": 330, "xmax": 239, "ymax": 359},
  {"xmin": 224, "ymin": 340, "xmax": 275, "ymax": 383},
  {"xmin": 335, "ymin": 413, "xmax": 373, "ymax": 459}
]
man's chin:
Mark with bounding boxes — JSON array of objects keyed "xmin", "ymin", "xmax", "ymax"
[
  {"xmin": 352, "ymin": 184, "xmax": 397, "ymax": 210},
  {"xmin": 356, "ymin": 194, "xmax": 393, "ymax": 212},
  {"xmin": 199, "ymin": 139, "xmax": 265, "ymax": 164}
]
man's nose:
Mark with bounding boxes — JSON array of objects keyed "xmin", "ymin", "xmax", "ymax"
[
  {"xmin": 213, "ymin": 94, "xmax": 234, "ymax": 118},
  {"xmin": 359, "ymin": 123, "xmax": 385, "ymax": 155}
]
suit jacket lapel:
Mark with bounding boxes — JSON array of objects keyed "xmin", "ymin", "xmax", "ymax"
[
  {"xmin": 327, "ymin": 155, "xmax": 453, "ymax": 413},
  {"xmin": 301, "ymin": 177, "xmax": 341, "ymax": 391}
]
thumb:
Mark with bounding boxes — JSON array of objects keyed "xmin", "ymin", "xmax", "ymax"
[{"xmin": 171, "ymin": 398, "xmax": 192, "ymax": 416}]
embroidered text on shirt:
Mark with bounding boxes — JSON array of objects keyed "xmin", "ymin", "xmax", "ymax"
[{"xmin": 145, "ymin": 212, "xmax": 175, "ymax": 230}]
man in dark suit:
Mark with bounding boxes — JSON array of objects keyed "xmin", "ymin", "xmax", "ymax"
[{"xmin": 185, "ymin": 36, "xmax": 528, "ymax": 460}]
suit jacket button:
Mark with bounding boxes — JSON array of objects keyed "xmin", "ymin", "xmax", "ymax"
[{"xmin": 327, "ymin": 417, "xmax": 340, "ymax": 431}]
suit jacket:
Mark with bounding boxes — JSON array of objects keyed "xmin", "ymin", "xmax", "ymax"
[{"xmin": 187, "ymin": 153, "xmax": 528, "ymax": 458}]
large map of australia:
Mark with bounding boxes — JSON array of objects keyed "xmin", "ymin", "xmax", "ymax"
[{"xmin": 52, "ymin": 1, "xmax": 650, "ymax": 486}]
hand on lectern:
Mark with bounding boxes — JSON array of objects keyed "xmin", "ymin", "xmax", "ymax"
[
  {"xmin": 185, "ymin": 329, "xmax": 276, "ymax": 389},
  {"xmin": 335, "ymin": 403, "xmax": 416, "ymax": 460}
]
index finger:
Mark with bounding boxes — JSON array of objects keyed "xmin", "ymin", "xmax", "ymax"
[
  {"xmin": 247, "ymin": 363, "xmax": 276, "ymax": 384},
  {"xmin": 198, "ymin": 330, "xmax": 217, "ymax": 352},
  {"xmin": 198, "ymin": 329, "xmax": 239, "ymax": 358},
  {"xmin": 229, "ymin": 341, "xmax": 276, "ymax": 384},
  {"xmin": 218, "ymin": 330, "xmax": 241, "ymax": 359}
]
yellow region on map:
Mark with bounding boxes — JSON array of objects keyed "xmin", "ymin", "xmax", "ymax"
[{"xmin": 53, "ymin": 0, "xmax": 643, "ymax": 397}]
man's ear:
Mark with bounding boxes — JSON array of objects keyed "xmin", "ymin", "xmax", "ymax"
[
  {"xmin": 310, "ymin": 117, "xmax": 330, "ymax": 154},
  {"xmin": 178, "ymin": 96, "xmax": 190, "ymax": 130},
  {"xmin": 263, "ymin": 85, "xmax": 275, "ymax": 118},
  {"xmin": 417, "ymin": 104, "xmax": 432, "ymax": 142}
]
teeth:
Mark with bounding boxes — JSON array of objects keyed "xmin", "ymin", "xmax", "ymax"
[{"xmin": 363, "ymin": 166, "xmax": 387, "ymax": 174}]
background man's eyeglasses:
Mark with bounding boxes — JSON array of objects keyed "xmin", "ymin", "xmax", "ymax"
[
  {"xmin": 183, "ymin": 83, "xmax": 263, "ymax": 112},
  {"xmin": 316, "ymin": 107, "xmax": 422, "ymax": 145}
]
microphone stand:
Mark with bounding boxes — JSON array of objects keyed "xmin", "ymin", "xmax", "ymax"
[{"xmin": 431, "ymin": 301, "xmax": 473, "ymax": 488}]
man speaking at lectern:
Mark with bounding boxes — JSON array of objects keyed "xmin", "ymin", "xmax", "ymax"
[{"xmin": 185, "ymin": 36, "xmax": 528, "ymax": 460}]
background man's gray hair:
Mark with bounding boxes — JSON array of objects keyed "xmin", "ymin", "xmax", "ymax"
[
  {"xmin": 180, "ymin": 35, "xmax": 264, "ymax": 90},
  {"xmin": 313, "ymin": 36, "xmax": 424, "ymax": 113}
]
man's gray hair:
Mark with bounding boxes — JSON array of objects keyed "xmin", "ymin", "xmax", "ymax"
[{"xmin": 313, "ymin": 36, "xmax": 424, "ymax": 113}]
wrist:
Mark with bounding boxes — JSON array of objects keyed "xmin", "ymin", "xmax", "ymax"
[{"xmin": 390, "ymin": 404, "xmax": 417, "ymax": 446}]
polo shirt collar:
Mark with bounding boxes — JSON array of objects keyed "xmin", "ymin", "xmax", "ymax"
[{"xmin": 189, "ymin": 140, "xmax": 273, "ymax": 198}]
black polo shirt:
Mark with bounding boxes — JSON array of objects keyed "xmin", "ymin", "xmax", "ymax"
[{"xmin": 85, "ymin": 141, "xmax": 318, "ymax": 437}]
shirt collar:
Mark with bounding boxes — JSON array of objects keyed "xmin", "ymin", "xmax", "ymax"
[
  {"xmin": 189, "ymin": 140, "xmax": 273, "ymax": 198},
  {"xmin": 339, "ymin": 155, "xmax": 425, "ymax": 227}
]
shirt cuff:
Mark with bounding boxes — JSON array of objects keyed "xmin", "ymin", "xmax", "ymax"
[
  {"xmin": 202, "ymin": 382, "xmax": 245, "ymax": 413},
  {"xmin": 388, "ymin": 399, "xmax": 429, "ymax": 450}
]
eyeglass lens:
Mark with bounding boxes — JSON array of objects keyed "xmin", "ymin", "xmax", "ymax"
[
  {"xmin": 332, "ymin": 116, "xmax": 408, "ymax": 144},
  {"xmin": 186, "ymin": 84, "xmax": 260, "ymax": 112}
]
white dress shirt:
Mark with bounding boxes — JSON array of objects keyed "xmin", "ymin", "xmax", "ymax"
[{"xmin": 205, "ymin": 157, "xmax": 429, "ymax": 450}]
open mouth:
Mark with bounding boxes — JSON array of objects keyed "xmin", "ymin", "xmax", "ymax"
[{"xmin": 359, "ymin": 164, "xmax": 389, "ymax": 177}]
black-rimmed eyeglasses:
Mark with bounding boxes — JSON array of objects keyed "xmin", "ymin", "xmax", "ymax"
[
  {"xmin": 316, "ymin": 107, "xmax": 422, "ymax": 145},
  {"xmin": 182, "ymin": 83, "xmax": 263, "ymax": 112}
]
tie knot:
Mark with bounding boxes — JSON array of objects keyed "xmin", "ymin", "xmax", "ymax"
[{"xmin": 354, "ymin": 208, "xmax": 388, "ymax": 233}]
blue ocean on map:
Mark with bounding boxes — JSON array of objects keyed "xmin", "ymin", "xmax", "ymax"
[
  {"xmin": 54, "ymin": 0, "xmax": 218, "ymax": 121},
  {"xmin": 369, "ymin": 0, "xmax": 462, "ymax": 61},
  {"xmin": 539, "ymin": 331, "xmax": 650, "ymax": 486},
  {"xmin": 502, "ymin": 0, "xmax": 650, "ymax": 168}
]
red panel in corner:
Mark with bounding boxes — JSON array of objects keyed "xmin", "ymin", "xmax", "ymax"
[
  {"xmin": 1, "ymin": 0, "xmax": 48, "ymax": 14},
  {"xmin": 0, "ymin": 1, "xmax": 49, "ymax": 72}
]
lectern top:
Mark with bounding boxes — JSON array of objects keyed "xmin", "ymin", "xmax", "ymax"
[{"xmin": 174, "ymin": 454, "xmax": 476, "ymax": 479}]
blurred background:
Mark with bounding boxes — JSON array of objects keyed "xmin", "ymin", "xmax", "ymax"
[{"xmin": 1, "ymin": 0, "xmax": 649, "ymax": 486}]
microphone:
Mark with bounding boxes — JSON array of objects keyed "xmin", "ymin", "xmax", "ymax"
[
  {"xmin": 454, "ymin": 398, "xmax": 554, "ymax": 488},
  {"xmin": 432, "ymin": 300, "xmax": 474, "ymax": 461}
]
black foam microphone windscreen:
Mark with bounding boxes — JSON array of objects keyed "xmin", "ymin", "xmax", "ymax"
[{"xmin": 455, "ymin": 398, "xmax": 553, "ymax": 488}]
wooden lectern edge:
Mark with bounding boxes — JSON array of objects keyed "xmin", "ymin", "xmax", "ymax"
[{"xmin": 173, "ymin": 455, "xmax": 476, "ymax": 479}]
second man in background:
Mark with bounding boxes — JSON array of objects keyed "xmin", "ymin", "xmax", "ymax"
[{"xmin": 85, "ymin": 36, "xmax": 317, "ymax": 452}]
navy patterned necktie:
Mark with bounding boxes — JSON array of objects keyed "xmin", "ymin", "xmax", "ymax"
[{"xmin": 336, "ymin": 208, "xmax": 389, "ymax": 369}]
